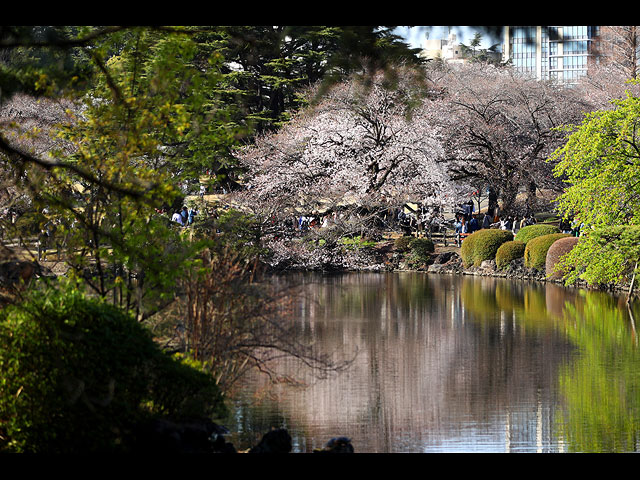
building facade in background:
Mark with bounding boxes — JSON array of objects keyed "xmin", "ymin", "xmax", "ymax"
[
  {"xmin": 421, "ymin": 32, "xmax": 468, "ymax": 64},
  {"xmin": 502, "ymin": 26, "xmax": 601, "ymax": 84},
  {"xmin": 421, "ymin": 32, "xmax": 501, "ymax": 64}
]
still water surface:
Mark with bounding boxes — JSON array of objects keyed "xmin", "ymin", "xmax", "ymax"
[{"xmin": 226, "ymin": 272, "xmax": 640, "ymax": 453}]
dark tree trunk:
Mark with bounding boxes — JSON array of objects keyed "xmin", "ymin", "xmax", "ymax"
[
  {"xmin": 488, "ymin": 187, "xmax": 499, "ymax": 218},
  {"xmin": 526, "ymin": 180, "xmax": 537, "ymax": 214}
]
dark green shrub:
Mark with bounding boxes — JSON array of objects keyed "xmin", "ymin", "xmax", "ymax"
[
  {"xmin": 394, "ymin": 236, "xmax": 435, "ymax": 266},
  {"xmin": 545, "ymin": 236, "xmax": 579, "ymax": 280},
  {"xmin": 524, "ymin": 233, "xmax": 570, "ymax": 271},
  {"xmin": 461, "ymin": 229, "xmax": 513, "ymax": 267},
  {"xmin": 0, "ymin": 285, "xmax": 226, "ymax": 453},
  {"xmin": 495, "ymin": 240, "xmax": 526, "ymax": 270},
  {"xmin": 405, "ymin": 237, "xmax": 435, "ymax": 267},
  {"xmin": 394, "ymin": 235, "xmax": 414, "ymax": 252},
  {"xmin": 514, "ymin": 224, "xmax": 560, "ymax": 245},
  {"xmin": 409, "ymin": 237, "xmax": 434, "ymax": 256}
]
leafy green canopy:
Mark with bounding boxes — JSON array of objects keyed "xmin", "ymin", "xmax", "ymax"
[
  {"xmin": 28, "ymin": 28, "xmax": 240, "ymax": 315},
  {"xmin": 551, "ymin": 87, "xmax": 640, "ymax": 227},
  {"xmin": 0, "ymin": 26, "xmax": 96, "ymax": 98},
  {"xmin": 549, "ymin": 83, "xmax": 640, "ymax": 285},
  {"xmin": 209, "ymin": 26, "xmax": 425, "ymax": 133},
  {"xmin": 555, "ymin": 226, "xmax": 640, "ymax": 286},
  {"xmin": 2, "ymin": 26, "xmax": 428, "ymax": 202}
]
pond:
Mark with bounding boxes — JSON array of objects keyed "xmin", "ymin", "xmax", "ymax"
[{"xmin": 225, "ymin": 272, "xmax": 640, "ymax": 453}]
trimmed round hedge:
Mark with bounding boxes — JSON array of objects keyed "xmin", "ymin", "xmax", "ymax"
[
  {"xmin": 545, "ymin": 236, "xmax": 579, "ymax": 280},
  {"xmin": 514, "ymin": 224, "xmax": 560, "ymax": 245},
  {"xmin": 495, "ymin": 240, "xmax": 525, "ymax": 270},
  {"xmin": 524, "ymin": 233, "xmax": 570, "ymax": 271},
  {"xmin": 461, "ymin": 229, "xmax": 514, "ymax": 267}
]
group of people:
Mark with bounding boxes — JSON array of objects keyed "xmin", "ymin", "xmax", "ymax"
[
  {"xmin": 559, "ymin": 217, "xmax": 584, "ymax": 237},
  {"xmin": 297, "ymin": 215, "xmax": 322, "ymax": 233},
  {"xmin": 498, "ymin": 215, "xmax": 537, "ymax": 233},
  {"xmin": 397, "ymin": 206, "xmax": 445, "ymax": 237},
  {"xmin": 169, "ymin": 205, "xmax": 198, "ymax": 227}
]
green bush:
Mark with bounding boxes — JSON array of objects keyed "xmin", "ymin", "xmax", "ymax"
[
  {"xmin": 394, "ymin": 235, "xmax": 414, "ymax": 252},
  {"xmin": 393, "ymin": 236, "xmax": 435, "ymax": 266},
  {"xmin": 460, "ymin": 231, "xmax": 479, "ymax": 267},
  {"xmin": 405, "ymin": 237, "xmax": 435, "ymax": 266},
  {"xmin": 495, "ymin": 240, "xmax": 526, "ymax": 270},
  {"xmin": 545, "ymin": 236, "xmax": 579, "ymax": 280},
  {"xmin": 0, "ymin": 284, "xmax": 226, "ymax": 453},
  {"xmin": 409, "ymin": 237, "xmax": 434, "ymax": 256},
  {"xmin": 461, "ymin": 229, "xmax": 513, "ymax": 267},
  {"xmin": 524, "ymin": 233, "xmax": 570, "ymax": 271},
  {"xmin": 514, "ymin": 224, "xmax": 560, "ymax": 245}
]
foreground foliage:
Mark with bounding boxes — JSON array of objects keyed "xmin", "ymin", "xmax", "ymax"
[
  {"xmin": 0, "ymin": 282, "xmax": 226, "ymax": 453},
  {"xmin": 553, "ymin": 226, "xmax": 640, "ymax": 287}
]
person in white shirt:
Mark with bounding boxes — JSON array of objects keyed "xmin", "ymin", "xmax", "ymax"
[{"xmin": 172, "ymin": 210, "xmax": 184, "ymax": 226}]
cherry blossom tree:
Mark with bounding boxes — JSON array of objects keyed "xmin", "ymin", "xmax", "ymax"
[
  {"xmin": 575, "ymin": 63, "xmax": 640, "ymax": 110},
  {"xmin": 596, "ymin": 26, "xmax": 640, "ymax": 81},
  {"xmin": 0, "ymin": 94, "xmax": 78, "ymax": 243},
  {"xmin": 430, "ymin": 63, "xmax": 592, "ymax": 216},
  {"xmin": 232, "ymin": 67, "xmax": 458, "ymax": 269},
  {"xmin": 235, "ymin": 68, "xmax": 454, "ymax": 231}
]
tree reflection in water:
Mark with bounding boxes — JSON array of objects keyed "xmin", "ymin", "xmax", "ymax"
[{"xmin": 226, "ymin": 273, "xmax": 640, "ymax": 453}]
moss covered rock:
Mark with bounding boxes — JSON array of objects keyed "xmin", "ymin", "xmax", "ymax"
[
  {"xmin": 524, "ymin": 233, "xmax": 570, "ymax": 271},
  {"xmin": 461, "ymin": 229, "xmax": 514, "ymax": 268},
  {"xmin": 495, "ymin": 240, "xmax": 526, "ymax": 270},
  {"xmin": 514, "ymin": 224, "xmax": 560, "ymax": 245},
  {"xmin": 545, "ymin": 236, "xmax": 579, "ymax": 280}
]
